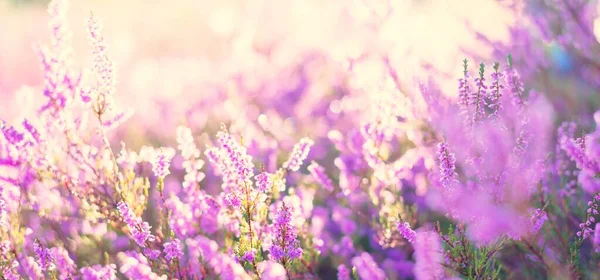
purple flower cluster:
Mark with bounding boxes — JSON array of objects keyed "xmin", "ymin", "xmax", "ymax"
[
  {"xmin": 117, "ymin": 202, "xmax": 156, "ymax": 247},
  {"xmin": 269, "ymin": 203, "xmax": 303, "ymax": 263},
  {"xmin": 163, "ymin": 239, "xmax": 183, "ymax": 261},
  {"xmin": 152, "ymin": 149, "xmax": 172, "ymax": 179},
  {"xmin": 397, "ymin": 222, "xmax": 417, "ymax": 243},
  {"xmin": 33, "ymin": 240, "xmax": 54, "ymax": 271}
]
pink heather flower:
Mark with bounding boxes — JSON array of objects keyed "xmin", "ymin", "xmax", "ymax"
[
  {"xmin": 457, "ymin": 59, "xmax": 471, "ymax": 114},
  {"xmin": 337, "ymin": 264, "xmax": 351, "ymax": 280},
  {"xmin": 87, "ymin": 12, "xmax": 116, "ymax": 113},
  {"xmin": 283, "ymin": 137, "xmax": 314, "ymax": 171},
  {"xmin": 33, "ymin": 240, "xmax": 55, "ymax": 271},
  {"xmin": 163, "ymin": 239, "xmax": 183, "ymax": 260},
  {"xmin": 351, "ymin": 252, "xmax": 385, "ymax": 280},
  {"xmin": 413, "ymin": 230, "xmax": 444, "ymax": 280},
  {"xmin": 397, "ymin": 222, "xmax": 416, "ymax": 243},
  {"xmin": 117, "ymin": 202, "xmax": 155, "ymax": 247},
  {"xmin": 437, "ymin": 142, "xmax": 458, "ymax": 190},
  {"xmin": 152, "ymin": 149, "xmax": 172, "ymax": 178},
  {"xmin": 529, "ymin": 209, "xmax": 548, "ymax": 234},
  {"xmin": 143, "ymin": 248, "xmax": 161, "ymax": 260},
  {"xmin": 205, "ymin": 126, "xmax": 256, "ymax": 208},
  {"xmin": 255, "ymin": 172, "xmax": 273, "ymax": 193},
  {"xmin": 131, "ymin": 222, "xmax": 155, "ymax": 247},
  {"xmin": 216, "ymin": 126, "xmax": 254, "ymax": 182},
  {"xmin": 488, "ymin": 62, "xmax": 504, "ymax": 115},
  {"xmin": 37, "ymin": 0, "xmax": 79, "ymax": 116},
  {"xmin": 504, "ymin": 66, "xmax": 524, "ymax": 107},
  {"xmin": 270, "ymin": 203, "xmax": 303, "ymax": 263},
  {"xmin": 470, "ymin": 63, "xmax": 488, "ymax": 123},
  {"xmin": 307, "ymin": 161, "xmax": 334, "ymax": 191}
]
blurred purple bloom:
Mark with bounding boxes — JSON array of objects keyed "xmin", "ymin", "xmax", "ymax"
[
  {"xmin": 164, "ymin": 239, "xmax": 183, "ymax": 261},
  {"xmin": 283, "ymin": 137, "xmax": 314, "ymax": 171}
]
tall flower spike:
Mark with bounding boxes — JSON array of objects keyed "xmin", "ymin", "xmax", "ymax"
[
  {"xmin": 457, "ymin": 58, "xmax": 470, "ymax": 115},
  {"xmin": 270, "ymin": 203, "xmax": 303, "ymax": 263},
  {"xmin": 87, "ymin": 11, "xmax": 116, "ymax": 114},
  {"xmin": 152, "ymin": 149, "xmax": 172, "ymax": 179},
  {"xmin": 33, "ymin": 239, "xmax": 55, "ymax": 271},
  {"xmin": 488, "ymin": 62, "xmax": 504, "ymax": 116},
  {"xmin": 437, "ymin": 142, "xmax": 458, "ymax": 191},
  {"xmin": 283, "ymin": 137, "xmax": 314, "ymax": 171},
  {"xmin": 504, "ymin": 55, "xmax": 525, "ymax": 107},
  {"xmin": 216, "ymin": 125, "xmax": 255, "ymax": 182},
  {"xmin": 470, "ymin": 63, "xmax": 487, "ymax": 123}
]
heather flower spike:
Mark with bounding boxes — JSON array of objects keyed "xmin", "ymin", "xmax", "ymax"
[
  {"xmin": 283, "ymin": 137, "xmax": 314, "ymax": 171},
  {"xmin": 270, "ymin": 203, "xmax": 303, "ymax": 266}
]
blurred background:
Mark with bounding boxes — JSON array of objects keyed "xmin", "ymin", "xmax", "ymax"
[{"xmin": 0, "ymin": 0, "xmax": 515, "ymax": 129}]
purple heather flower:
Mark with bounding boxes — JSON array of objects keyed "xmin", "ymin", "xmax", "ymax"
[
  {"xmin": 152, "ymin": 149, "xmax": 172, "ymax": 178},
  {"xmin": 457, "ymin": 75, "xmax": 470, "ymax": 115},
  {"xmin": 117, "ymin": 201, "xmax": 155, "ymax": 247},
  {"xmin": 488, "ymin": 63, "xmax": 504, "ymax": 115},
  {"xmin": 307, "ymin": 161, "xmax": 334, "ymax": 191},
  {"xmin": 437, "ymin": 142, "xmax": 458, "ymax": 191},
  {"xmin": 337, "ymin": 264, "xmax": 351, "ymax": 280},
  {"xmin": 397, "ymin": 222, "xmax": 416, "ymax": 243},
  {"xmin": 33, "ymin": 240, "xmax": 55, "ymax": 271},
  {"xmin": 413, "ymin": 230, "xmax": 444, "ymax": 280},
  {"xmin": 504, "ymin": 65, "xmax": 524, "ymax": 107},
  {"xmin": 283, "ymin": 137, "xmax": 314, "ymax": 171},
  {"xmin": 351, "ymin": 252, "xmax": 385, "ymax": 280},
  {"xmin": 270, "ymin": 203, "xmax": 303, "ymax": 263},
  {"xmin": 131, "ymin": 221, "xmax": 155, "ymax": 247},
  {"xmin": 216, "ymin": 126, "xmax": 255, "ymax": 182},
  {"xmin": 164, "ymin": 239, "xmax": 183, "ymax": 260},
  {"xmin": 255, "ymin": 172, "xmax": 273, "ymax": 193},
  {"xmin": 143, "ymin": 248, "xmax": 161, "ymax": 260},
  {"xmin": 238, "ymin": 249, "xmax": 256, "ymax": 263},
  {"xmin": 469, "ymin": 63, "xmax": 488, "ymax": 123},
  {"xmin": 529, "ymin": 209, "xmax": 548, "ymax": 234}
]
